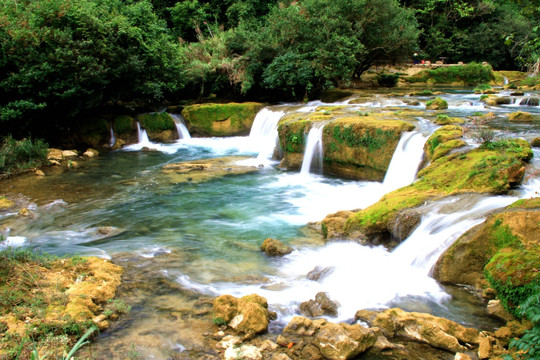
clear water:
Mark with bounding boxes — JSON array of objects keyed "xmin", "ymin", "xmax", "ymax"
[{"xmin": 1, "ymin": 88, "xmax": 539, "ymax": 359}]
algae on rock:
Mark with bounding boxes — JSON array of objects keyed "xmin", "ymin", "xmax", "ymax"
[
  {"xmin": 138, "ymin": 112, "xmax": 177, "ymax": 142},
  {"xmin": 181, "ymin": 102, "xmax": 264, "ymax": 136}
]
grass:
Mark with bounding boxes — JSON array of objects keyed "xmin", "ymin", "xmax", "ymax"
[
  {"xmin": 0, "ymin": 136, "xmax": 48, "ymax": 176},
  {"xmin": 408, "ymin": 63, "xmax": 495, "ymax": 85}
]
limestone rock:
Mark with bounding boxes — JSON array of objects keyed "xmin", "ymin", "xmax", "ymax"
[
  {"xmin": 62, "ymin": 150, "xmax": 78, "ymax": 158},
  {"xmin": 425, "ymin": 97, "xmax": 448, "ymax": 110},
  {"xmin": 261, "ymin": 238, "xmax": 293, "ymax": 257},
  {"xmin": 213, "ymin": 294, "xmax": 270, "ymax": 337},
  {"xmin": 519, "ymin": 97, "xmax": 540, "ymax": 106},
  {"xmin": 112, "ymin": 138, "xmax": 126, "ymax": 150},
  {"xmin": 508, "ymin": 111, "xmax": 533, "ymax": 122},
  {"xmin": 18, "ymin": 208, "xmax": 34, "ymax": 218},
  {"xmin": 49, "ymin": 159, "xmax": 61, "ymax": 166},
  {"xmin": 455, "ymin": 353, "xmax": 472, "ymax": 360},
  {"xmin": 281, "ymin": 316, "xmax": 376, "ymax": 360},
  {"xmin": 355, "ymin": 308, "xmax": 480, "ymax": 353},
  {"xmin": 486, "ymin": 300, "xmax": 514, "ymax": 322},
  {"xmin": 0, "ymin": 197, "xmax": 15, "ymax": 211},
  {"xmin": 532, "ymin": 137, "xmax": 540, "ymax": 147},
  {"xmin": 224, "ymin": 344, "xmax": 262, "ymax": 360},
  {"xmin": 299, "ymin": 292, "xmax": 338, "ymax": 317},
  {"xmin": 35, "ymin": 170, "xmax": 45, "ymax": 176},
  {"xmin": 67, "ymin": 160, "xmax": 79, "ymax": 168},
  {"xmin": 47, "ymin": 148, "xmax": 63, "ymax": 161},
  {"xmin": 387, "ymin": 209, "xmax": 422, "ymax": 242},
  {"xmin": 483, "ymin": 96, "xmax": 512, "ymax": 106},
  {"xmin": 84, "ymin": 148, "xmax": 99, "ymax": 157}
]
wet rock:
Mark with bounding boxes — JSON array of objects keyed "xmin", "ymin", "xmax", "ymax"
[
  {"xmin": 35, "ymin": 169, "xmax": 45, "ymax": 176},
  {"xmin": 387, "ymin": 209, "xmax": 422, "ymax": 242},
  {"xmin": 112, "ymin": 138, "xmax": 126, "ymax": 150},
  {"xmin": 213, "ymin": 294, "xmax": 271, "ymax": 337},
  {"xmin": 424, "ymin": 125, "xmax": 466, "ymax": 162},
  {"xmin": 67, "ymin": 160, "xmax": 79, "ymax": 168},
  {"xmin": 0, "ymin": 197, "xmax": 15, "ymax": 210},
  {"xmin": 49, "ymin": 159, "xmax": 61, "ymax": 166},
  {"xmin": 261, "ymin": 238, "xmax": 293, "ymax": 257},
  {"xmin": 307, "ymin": 266, "xmax": 334, "ymax": 282},
  {"xmin": 510, "ymin": 91, "xmax": 524, "ymax": 96},
  {"xmin": 84, "ymin": 148, "xmax": 99, "ymax": 157},
  {"xmin": 355, "ymin": 308, "xmax": 480, "ymax": 353},
  {"xmin": 62, "ymin": 149, "xmax": 78, "ymax": 158},
  {"xmin": 271, "ymin": 354, "xmax": 292, "ymax": 360},
  {"xmin": 425, "ymin": 97, "xmax": 448, "ymax": 110},
  {"xmin": 47, "ymin": 148, "xmax": 63, "ymax": 161},
  {"xmin": 487, "ymin": 300, "xmax": 513, "ymax": 322},
  {"xmin": 531, "ymin": 137, "xmax": 540, "ymax": 147},
  {"xmin": 508, "ymin": 111, "xmax": 533, "ymax": 122},
  {"xmin": 519, "ymin": 97, "xmax": 540, "ymax": 106},
  {"xmin": 18, "ymin": 208, "xmax": 34, "ymax": 218},
  {"xmin": 281, "ymin": 316, "xmax": 376, "ymax": 360},
  {"xmin": 483, "ymin": 96, "xmax": 512, "ymax": 106},
  {"xmin": 224, "ymin": 344, "xmax": 262, "ymax": 360},
  {"xmin": 299, "ymin": 292, "xmax": 338, "ymax": 318}
]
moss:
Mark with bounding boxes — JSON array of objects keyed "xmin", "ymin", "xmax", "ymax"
[
  {"xmin": 424, "ymin": 125, "xmax": 464, "ymax": 162},
  {"xmin": 278, "ymin": 121, "xmax": 308, "ymax": 154},
  {"xmin": 425, "ymin": 97, "xmax": 448, "ymax": 110},
  {"xmin": 433, "ymin": 115, "xmax": 464, "ymax": 125},
  {"xmin": 113, "ymin": 115, "xmax": 135, "ymax": 135},
  {"xmin": 508, "ymin": 111, "xmax": 533, "ymax": 122},
  {"xmin": 507, "ymin": 197, "xmax": 540, "ymax": 209},
  {"xmin": 138, "ymin": 112, "xmax": 175, "ymax": 132},
  {"xmin": 181, "ymin": 102, "xmax": 264, "ymax": 136},
  {"xmin": 407, "ymin": 63, "xmax": 494, "ymax": 85}
]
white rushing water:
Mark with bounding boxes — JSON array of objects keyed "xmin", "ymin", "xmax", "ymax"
[
  {"xmin": 109, "ymin": 124, "xmax": 116, "ymax": 147},
  {"xmin": 382, "ymin": 131, "xmax": 426, "ymax": 192},
  {"xmin": 300, "ymin": 125, "xmax": 324, "ymax": 175},
  {"xmin": 249, "ymin": 108, "xmax": 285, "ymax": 163},
  {"xmin": 170, "ymin": 114, "xmax": 191, "ymax": 140}
]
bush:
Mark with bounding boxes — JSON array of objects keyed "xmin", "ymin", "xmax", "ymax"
[{"xmin": 0, "ymin": 136, "xmax": 48, "ymax": 175}]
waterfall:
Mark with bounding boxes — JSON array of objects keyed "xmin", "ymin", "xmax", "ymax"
[
  {"xmin": 391, "ymin": 195, "xmax": 518, "ymax": 273},
  {"xmin": 109, "ymin": 124, "xmax": 116, "ymax": 147},
  {"xmin": 300, "ymin": 125, "xmax": 324, "ymax": 175},
  {"xmin": 170, "ymin": 114, "xmax": 191, "ymax": 140},
  {"xmin": 382, "ymin": 131, "xmax": 426, "ymax": 191},
  {"xmin": 136, "ymin": 122, "xmax": 151, "ymax": 145},
  {"xmin": 249, "ymin": 108, "xmax": 285, "ymax": 161}
]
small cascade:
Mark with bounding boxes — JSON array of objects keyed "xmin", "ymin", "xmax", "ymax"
[
  {"xmin": 383, "ymin": 131, "xmax": 426, "ymax": 191},
  {"xmin": 136, "ymin": 122, "xmax": 151, "ymax": 145},
  {"xmin": 300, "ymin": 125, "xmax": 324, "ymax": 175},
  {"xmin": 519, "ymin": 97, "xmax": 540, "ymax": 106},
  {"xmin": 109, "ymin": 124, "xmax": 116, "ymax": 147},
  {"xmin": 170, "ymin": 114, "xmax": 191, "ymax": 139},
  {"xmin": 391, "ymin": 195, "xmax": 518, "ymax": 273},
  {"xmin": 249, "ymin": 108, "xmax": 285, "ymax": 161}
]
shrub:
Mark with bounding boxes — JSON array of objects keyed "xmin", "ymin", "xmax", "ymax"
[
  {"xmin": 505, "ymin": 287, "xmax": 540, "ymax": 360},
  {"xmin": 0, "ymin": 136, "xmax": 48, "ymax": 175}
]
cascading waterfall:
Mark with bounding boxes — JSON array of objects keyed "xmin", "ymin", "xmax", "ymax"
[
  {"xmin": 382, "ymin": 131, "xmax": 426, "ymax": 192},
  {"xmin": 136, "ymin": 122, "xmax": 151, "ymax": 145},
  {"xmin": 300, "ymin": 125, "xmax": 325, "ymax": 175},
  {"xmin": 249, "ymin": 108, "xmax": 285, "ymax": 161},
  {"xmin": 170, "ymin": 114, "xmax": 191, "ymax": 140},
  {"xmin": 109, "ymin": 124, "xmax": 116, "ymax": 147}
]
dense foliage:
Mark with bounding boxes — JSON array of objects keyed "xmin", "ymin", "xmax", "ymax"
[
  {"xmin": 0, "ymin": 136, "xmax": 49, "ymax": 175},
  {"xmin": 0, "ymin": 0, "xmax": 539, "ymax": 139}
]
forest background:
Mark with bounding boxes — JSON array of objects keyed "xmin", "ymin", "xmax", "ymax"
[{"xmin": 0, "ymin": 0, "xmax": 539, "ymax": 140}]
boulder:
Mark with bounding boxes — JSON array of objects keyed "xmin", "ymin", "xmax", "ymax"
[
  {"xmin": 532, "ymin": 137, "xmax": 540, "ymax": 147},
  {"xmin": 213, "ymin": 294, "xmax": 271, "ymax": 337},
  {"xmin": 0, "ymin": 197, "xmax": 14, "ymax": 211},
  {"xmin": 181, "ymin": 102, "xmax": 264, "ymax": 137},
  {"xmin": 137, "ymin": 112, "xmax": 177, "ymax": 142},
  {"xmin": 508, "ymin": 111, "xmax": 533, "ymax": 122},
  {"xmin": 113, "ymin": 115, "xmax": 138, "ymax": 145},
  {"xmin": 519, "ymin": 97, "xmax": 540, "ymax": 106},
  {"xmin": 425, "ymin": 97, "xmax": 448, "ymax": 110},
  {"xmin": 482, "ymin": 96, "xmax": 512, "ymax": 106},
  {"xmin": 83, "ymin": 149, "xmax": 99, "ymax": 157},
  {"xmin": 281, "ymin": 316, "xmax": 376, "ymax": 360},
  {"xmin": 434, "ymin": 199, "xmax": 540, "ymax": 295},
  {"xmin": 261, "ymin": 238, "xmax": 293, "ymax": 257},
  {"xmin": 35, "ymin": 170, "xmax": 45, "ymax": 176},
  {"xmin": 47, "ymin": 148, "xmax": 63, "ymax": 161},
  {"xmin": 486, "ymin": 300, "xmax": 514, "ymax": 322},
  {"xmin": 386, "ymin": 209, "xmax": 422, "ymax": 242},
  {"xmin": 355, "ymin": 308, "xmax": 480, "ymax": 353},
  {"xmin": 307, "ymin": 266, "xmax": 334, "ymax": 282},
  {"xmin": 299, "ymin": 292, "xmax": 338, "ymax": 317},
  {"xmin": 62, "ymin": 150, "xmax": 78, "ymax": 158}
]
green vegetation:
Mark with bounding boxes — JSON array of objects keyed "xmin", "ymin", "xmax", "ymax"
[
  {"xmin": 376, "ymin": 73, "xmax": 400, "ymax": 87},
  {"xmin": 0, "ymin": 136, "xmax": 48, "ymax": 176},
  {"xmin": 213, "ymin": 317, "xmax": 227, "ymax": 326},
  {"xmin": 330, "ymin": 126, "xmax": 396, "ymax": 153},
  {"xmin": 409, "ymin": 63, "xmax": 495, "ymax": 85},
  {"xmin": 506, "ymin": 287, "xmax": 540, "ymax": 360},
  {"xmin": 426, "ymin": 97, "xmax": 448, "ymax": 110},
  {"xmin": 138, "ymin": 113, "xmax": 176, "ymax": 132}
]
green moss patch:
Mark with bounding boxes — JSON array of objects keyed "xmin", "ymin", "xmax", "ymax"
[
  {"xmin": 113, "ymin": 115, "xmax": 135, "ymax": 135},
  {"xmin": 407, "ymin": 63, "xmax": 495, "ymax": 85},
  {"xmin": 424, "ymin": 125, "xmax": 465, "ymax": 162},
  {"xmin": 433, "ymin": 115, "xmax": 464, "ymax": 125},
  {"xmin": 181, "ymin": 102, "xmax": 264, "ymax": 136},
  {"xmin": 138, "ymin": 112, "xmax": 176, "ymax": 132},
  {"xmin": 426, "ymin": 97, "xmax": 448, "ymax": 110}
]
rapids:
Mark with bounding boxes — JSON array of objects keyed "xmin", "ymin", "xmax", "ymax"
[{"xmin": 1, "ymin": 88, "xmax": 539, "ymax": 359}]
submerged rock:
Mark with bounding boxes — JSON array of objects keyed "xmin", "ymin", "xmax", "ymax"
[
  {"xmin": 0, "ymin": 197, "xmax": 14, "ymax": 211},
  {"xmin": 213, "ymin": 294, "xmax": 271, "ymax": 337},
  {"xmin": 162, "ymin": 156, "xmax": 260, "ymax": 184},
  {"xmin": 299, "ymin": 292, "xmax": 338, "ymax": 318},
  {"xmin": 261, "ymin": 238, "xmax": 293, "ymax": 257}
]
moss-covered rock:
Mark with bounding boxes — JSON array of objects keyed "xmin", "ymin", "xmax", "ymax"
[
  {"xmin": 508, "ymin": 111, "xmax": 533, "ymax": 122},
  {"xmin": 482, "ymin": 95, "xmax": 512, "ymax": 106},
  {"xmin": 113, "ymin": 115, "xmax": 137, "ymax": 145},
  {"xmin": 181, "ymin": 102, "xmax": 264, "ymax": 137},
  {"xmin": 434, "ymin": 198, "xmax": 539, "ymax": 317},
  {"xmin": 0, "ymin": 197, "xmax": 14, "ymax": 211},
  {"xmin": 277, "ymin": 109, "xmax": 414, "ymax": 180},
  {"xmin": 425, "ymin": 97, "xmax": 448, "ymax": 110},
  {"xmin": 323, "ymin": 139, "xmax": 533, "ymax": 244},
  {"xmin": 138, "ymin": 112, "xmax": 177, "ymax": 142},
  {"xmin": 424, "ymin": 125, "xmax": 467, "ymax": 162},
  {"xmin": 531, "ymin": 137, "xmax": 540, "ymax": 147},
  {"xmin": 433, "ymin": 114, "xmax": 465, "ymax": 125}
]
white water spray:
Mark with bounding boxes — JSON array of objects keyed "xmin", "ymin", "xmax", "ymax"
[
  {"xmin": 249, "ymin": 108, "xmax": 285, "ymax": 161},
  {"xmin": 109, "ymin": 125, "xmax": 116, "ymax": 147},
  {"xmin": 383, "ymin": 131, "xmax": 426, "ymax": 192},
  {"xmin": 137, "ymin": 122, "xmax": 151, "ymax": 145},
  {"xmin": 300, "ymin": 125, "xmax": 324, "ymax": 175},
  {"xmin": 170, "ymin": 114, "xmax": 191, "ymax": 140}
]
